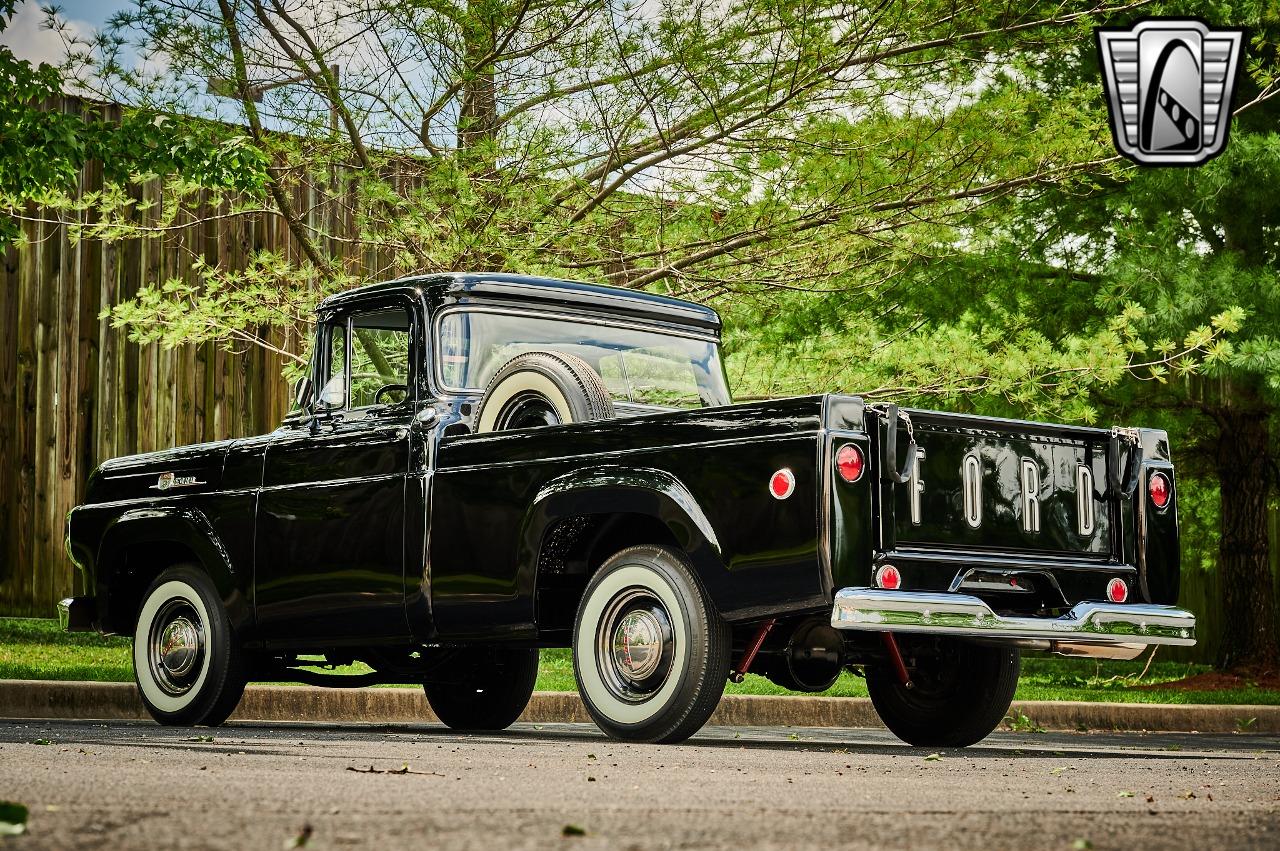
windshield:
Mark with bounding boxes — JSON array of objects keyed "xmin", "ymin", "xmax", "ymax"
[{"xmin": 436, "ymin": 310, "xmax": 731, "ymax": 409}]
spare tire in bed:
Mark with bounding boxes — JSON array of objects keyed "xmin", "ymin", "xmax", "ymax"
[{"xmin": 475, "ymin": 351, "xmax": 614, "ymax": 432}]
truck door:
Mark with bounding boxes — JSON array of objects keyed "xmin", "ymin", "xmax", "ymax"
[{"xmin": 254, "ymin": 301, "xmax": 416, "ymax": 644}]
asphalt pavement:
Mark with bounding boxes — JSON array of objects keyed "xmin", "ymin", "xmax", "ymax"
[{"xmin": 0, "ymin": 719, "xmax": 1276, "ymax": 850}]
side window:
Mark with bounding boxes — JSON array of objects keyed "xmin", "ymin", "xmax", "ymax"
[
  {"xmin": 318, "ymin": 321, "xmax": 347, "ymax": 408},
  {"xmin": 349, "ymin": 308, "xmax": 412, "ymax": 407}
]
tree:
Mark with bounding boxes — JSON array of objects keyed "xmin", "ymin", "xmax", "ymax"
[
  {"xmin": 0, "ymin": 3, "xmax": 270, "ymax": 246},
  {"xmin": 18, "ymin": 0, "xmax": 1161, "ymax": 356},
  {"xmin": 986, "ymin": 4, "xmax": 1280, "ymax": 672},
  {"xmin": 730, "ymin": 1, "xmax": 1279, "ymax": 671}
]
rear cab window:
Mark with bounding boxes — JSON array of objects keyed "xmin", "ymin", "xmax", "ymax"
[{"xmin": 436, "ymin": 309, "xmax": 731, "ymax": 409}]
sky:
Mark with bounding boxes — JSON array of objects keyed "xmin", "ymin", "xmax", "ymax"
[
  {"xmin": 0, "ymin": 0, "xmax": 132, "ymax": 65},
  {"xmin": 0, "ymin": 0, "xmax": 294, "ymax": 130}
]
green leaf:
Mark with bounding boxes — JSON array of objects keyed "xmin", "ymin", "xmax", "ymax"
[{"xmin": 0, "ymin": 801, "xmax": 27, "ymax": 837}]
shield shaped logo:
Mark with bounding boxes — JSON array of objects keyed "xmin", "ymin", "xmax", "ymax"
[{"xmin": 1096, "ymin": 19, "xmax": 1245, "ymax": 166}]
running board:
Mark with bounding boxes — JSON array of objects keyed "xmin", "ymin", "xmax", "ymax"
[{"xmin": 831, "ymin": 588, "xmax": 1196, "ymax": 648}]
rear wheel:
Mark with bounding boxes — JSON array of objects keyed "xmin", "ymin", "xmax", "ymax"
[
  {"xmin": 475, "ymin": 351, "xmax": 613, "ymax": 432},
  {"xmin": 865, "ymin": 638, "xmax": 1019, "ymax": 748},
  {"xmin": 573, "ymin": 545, "xmax": 730, "ymax": 744},
  {"xmin": 423, "ymin": 647, "xmax": 539, "ymax": 731},
  {"xmin": 133, "ymin": 565, "xmax": 246, "ymax": 727}
]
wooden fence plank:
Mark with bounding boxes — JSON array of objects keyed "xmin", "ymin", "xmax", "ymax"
[
  {"xmin": 34, "ymin": 198, "xmax": 62, "ymax": 617},
  {"xmin": 0, "ymin": 244, "xmax": 18, "ymax": 611},
  {"xmin": 13, "ymin": 208, "xmax": 41, "ymax": 616}
]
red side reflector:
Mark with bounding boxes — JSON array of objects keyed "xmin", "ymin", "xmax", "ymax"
[
  {"xmin": 1107, "ymin": 577, "xmax": 1128, "ymax": 603},
  {"xmin": 876, "ymin": 565, "xmax": 902, "ymax": 590},
  {"xmin": 1148, "ymin": 471, "xmax": 1171, "ymax": 509},
  {"xmin": 769, "ymin": 468, "xmax": 795, "ymax": 500},
  {"xmin": 836, "ymin": 444, "xmax": 865, "ymax": 483}
]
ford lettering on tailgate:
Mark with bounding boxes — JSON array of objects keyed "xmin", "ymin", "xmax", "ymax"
[{"xmin": 888, "ymin": 416, "xmax": 1110, "ymax": 555}]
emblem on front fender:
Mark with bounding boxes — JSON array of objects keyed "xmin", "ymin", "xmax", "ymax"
[{"xmin": 151, "ymin": 472, "xmax": 204, "ymax": 491}]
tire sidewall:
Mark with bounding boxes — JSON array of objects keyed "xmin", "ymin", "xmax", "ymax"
[
  {"xmin": 574, "ymin": 547, "xmax": 718, "ymax": 738},
  {"xmin": 477, "ymin": 369, "xmax": 576, "ymax": 432},
  {"xmin": 475, "ymin": 352, "xmax": 611, "ymax": 433},
  {"xmin": 133, "ymin": 566, "xmax": 235, "ymax": 725}
]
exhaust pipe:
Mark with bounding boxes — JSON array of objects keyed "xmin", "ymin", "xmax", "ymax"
[{"xmin": 1010, "ymin": 639, "xmax": 1146, "ymax": 660}]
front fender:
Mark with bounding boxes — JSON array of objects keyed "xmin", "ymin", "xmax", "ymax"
[
  {"xmin": 518, "ymin": 465, "xmax": 724, "ymax": 582},
  {"xmin": 94, "ymin": 506, "xmax": 249, "ymax": 633}
]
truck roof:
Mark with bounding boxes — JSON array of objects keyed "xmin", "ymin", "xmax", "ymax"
[{"xmin": 317, "ymin": 272, "xmax": 721, "ymax": 332}]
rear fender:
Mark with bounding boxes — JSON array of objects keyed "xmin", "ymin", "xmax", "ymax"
[
  {"xmin": 519, "ymin": 465, "xmax": 724, "ymax": 592},
  {"xmin": 95, "ymin": 507, "xmax": 249, "ymax": 634}
]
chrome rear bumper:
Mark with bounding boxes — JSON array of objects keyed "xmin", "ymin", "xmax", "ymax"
[{"xmin": 831, "ymin": 588, "xmax": 1196, "ymax": 653}]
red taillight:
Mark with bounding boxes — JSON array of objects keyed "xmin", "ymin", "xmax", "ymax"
[
  {"xmin": 1107, "ymin": 577, "xmax": 1128, "ymax": 603},
  {"xmin": 1148, "ymin": 471, "xmax": 1171, "ymax": 509},
  {"xmin": 836, "ymin": 444, "xmax": 865, "ymax": 483},
  {"xmin": 876, "ymin": 565, "xmax": 902, "ymax": 590},
  {"xmin": 769, "ymin": 468, "xmax": 795, "ymax": 500}
]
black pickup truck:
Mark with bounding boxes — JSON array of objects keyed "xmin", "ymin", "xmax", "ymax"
[{"xmin": 62, "ymin": 273, "xmax": 1195, "ymax": 746}]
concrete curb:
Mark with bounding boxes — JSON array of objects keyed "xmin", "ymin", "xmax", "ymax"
[{"xmin": 1, "ymin": 679, "xmax": 1276, "ymax": 733}]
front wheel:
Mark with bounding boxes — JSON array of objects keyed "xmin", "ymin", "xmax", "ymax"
[
  {"xmin": 423, "ymin": 647, "xmax": 539, "ymax": 731},
  {"xmin": 133, "ymin": 565, "xmax": 246, "ymax": 727},
  {"xmin": 573, "ymin": 545, "xmax": 730, "ymax": 744},
  {"xmin": 865, "ymin": 638, "xmax": 1019, "ymax": 748}
]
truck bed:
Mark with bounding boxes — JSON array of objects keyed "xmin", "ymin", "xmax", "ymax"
[{"xmin": 424, "ymin": 394, "xmax": 1179, "ymax": 641}]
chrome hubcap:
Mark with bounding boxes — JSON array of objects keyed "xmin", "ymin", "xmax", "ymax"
[
  {"xmin": 611, "ymin": 610, "xmax": 664, "ymax": 681},
  {"xmin": 596, "ymin": 589, "xmax": 675, "ymax": 703},
  {"xmin": 159, "ymin": 617, "xmax": 199, "ymax": 677},
  {"xmin": 148, "ymin": 600, "xmax": 205, "ymax": 696}
]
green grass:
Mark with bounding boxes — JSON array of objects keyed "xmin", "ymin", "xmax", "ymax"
[
  {"xmin": 3, "ymin": 618, "xmax": 1277, "ymax": 705},
  {"xmin": 0, "ymin": 617, "xmax": 136, "ymax": 683}
]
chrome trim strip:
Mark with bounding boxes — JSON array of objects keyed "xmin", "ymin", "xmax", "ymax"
[
  {"xmin": 884, "ymin": 547, "xmax": 1113, "ymax": 568},
  {"xmin": 437, "ymin": 431, "xmax": 814, "ymax": 475},
  {"xmin": 831, "ymin": 588, "xmax": 1196, "ymax": 646}
]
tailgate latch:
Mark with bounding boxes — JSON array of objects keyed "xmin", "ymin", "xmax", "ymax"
[
  {"xmin": 1108, "ymin": 426, "xmax": 1143, "ymax": 497},
  {"xmin": 875, "ymin": 403, "xmax": 918, "ymax": 485}
]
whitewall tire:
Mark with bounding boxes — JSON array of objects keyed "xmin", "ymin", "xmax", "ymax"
[
  {"xmin": 475, "ymin": 351, "xmax": 613, "ymax": 432},
  {"xmin": 132, "ymin": 565, "xmax": 246, "ymax": 727},
  {"xmin": 572, "ymin": 545, "xmax": 730, "ymax": 744}
]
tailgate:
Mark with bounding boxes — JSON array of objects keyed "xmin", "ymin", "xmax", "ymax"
[{"xmin": 872, "ymin": 406, "xmax": 1114, "ymax": 558}]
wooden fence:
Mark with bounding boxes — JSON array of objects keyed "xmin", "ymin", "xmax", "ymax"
[
  {"xmin": 0, "ymin": 97, "xmax": 385, "ymax": 618},
  {"xmin": 0, "ymin": 199, "xmax": 299, "ymax": 617}
]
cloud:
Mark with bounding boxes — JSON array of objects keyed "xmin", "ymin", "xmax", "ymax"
[{"xmin": 0, "ymin": 0, "xmax": 90, "ymax": 67}]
